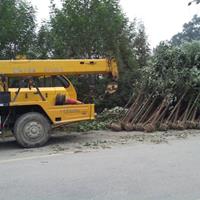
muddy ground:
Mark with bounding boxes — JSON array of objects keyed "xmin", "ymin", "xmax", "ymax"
[{"xmin": 1, "ymin": 129, "xmax": 200, "ymax": 157}]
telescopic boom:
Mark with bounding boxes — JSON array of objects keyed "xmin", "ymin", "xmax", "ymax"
[{"xmin": 0, "ymin": 58, "xmax": 118, "ymax": 79}]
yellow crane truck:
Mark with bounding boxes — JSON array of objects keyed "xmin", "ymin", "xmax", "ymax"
[{"xmin": 0, "ymin": 58, "xmax": 118, "ymax": 147}]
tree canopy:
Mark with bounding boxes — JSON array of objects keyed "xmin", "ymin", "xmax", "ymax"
[
  {"xmin": 171, "ymin": 15, "xmax": 200, "ymax": 46},
  {"xmin": 45, "ymin": 0, "xmax": 150, "ymax": 109},
  {"xmin": 49, "ymin": 0, "xmax": 138, "ymax": 68},
  {"xmin": 0, "ymin": 0, "xmax": 36, "ymax": 59}
]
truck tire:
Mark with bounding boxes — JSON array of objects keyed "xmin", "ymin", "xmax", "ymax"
[{"xmin": 14, "ymin": 112, "xmax": 51, "ymax": 148}]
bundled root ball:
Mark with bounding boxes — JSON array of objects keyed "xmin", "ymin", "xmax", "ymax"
[
  {"xmin": 176, "ymin": 121, "xmax": 185, "ymax": 130},
  {"xmin": 110, "ymin": 122, "xmax": 122, "ymax": 131},
  {"xmin": 159, "ymin": 123, "xmax": 169, "ymax": 131},
  {"xmin": 144, "ymin": 124, "xmax": 156, "ymax": 133},
  {"xmin": 185, "ymin": 121, "xmax": 197, "ymax": 129},
  {"xmin": 135, "ymin": 123, "xmax": 145, "ymax": 131},
  {"xmin": 124, "ymin": 123, "xmax": 134, "ymax": 131}
]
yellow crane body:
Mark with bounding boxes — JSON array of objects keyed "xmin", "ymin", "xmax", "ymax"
[
  {"xmin": 0, "ymin": 58, "xmax": 118, "ymax": 147},
  {"xmin": 0, "ymin": 59, "xmax": 118, "ymax": 78}
]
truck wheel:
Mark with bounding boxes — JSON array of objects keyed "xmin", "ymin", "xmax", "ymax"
[{"xmin": 14, "ymin": 112, "xmax": 51, "ymax": 148}]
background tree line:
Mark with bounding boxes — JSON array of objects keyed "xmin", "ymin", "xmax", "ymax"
[{"xmin": 0, "ymin": 0, "xmax": 199, "ymax": 112}]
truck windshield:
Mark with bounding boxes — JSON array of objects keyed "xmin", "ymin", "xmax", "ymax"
[{"xmin": 8, "ymin": 76, "xmax": 70, "ymax": 88}]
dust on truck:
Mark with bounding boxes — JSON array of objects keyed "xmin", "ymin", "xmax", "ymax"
[{"xmin": 0, "ymin": 59, "xmax": 118, "ymax": 147}]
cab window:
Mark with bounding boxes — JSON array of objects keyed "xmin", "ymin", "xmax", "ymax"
[{"xmin": 9, "ymin": 76, "xmax": 70, "ymax": 88}]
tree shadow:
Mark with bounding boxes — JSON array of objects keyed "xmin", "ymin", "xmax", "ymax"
[
  {"xmin": 0, "ymin": 132, "xmax": 86, "ymax": 150},
  {"xmin": 48, "ymin": 133, "xmax": 81, "ymax": 145},
  {"xmin": 0, "ymin": 137, "xmax": 19, "ymax": 150}
]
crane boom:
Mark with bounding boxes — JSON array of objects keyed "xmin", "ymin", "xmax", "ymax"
[{"xmin": 0, "ymin": 58, "xmax": 118, "ymax": 79}]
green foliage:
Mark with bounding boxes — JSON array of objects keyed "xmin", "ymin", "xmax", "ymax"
[
  {"xmin": 70, "ymin": 106, "xmax": 125, "ymax": 132},
  {"xmin": 33, "ymin": 24, "xmax": 53, "ymax": 58},
  {"xmin": 50, "ymin": 0, "xmax": 136, "ymax": 63},
  {"xmin": 141, "ymin": 41, "xmax": 200, "ymax": 98},
  {"xmin": 47, "ymin": 0, "xmax": 148, "ymax": 110},
  {"xmin": 171, "ymin": 15, "xmax": 200, "ymax": 46},
  {"xmin": 134, "ymin": 22, "xmax": 150, "ymax": 67},
  {"xmin": 0, "ymin": 0, "xmax": 36, "ymax": 59}
]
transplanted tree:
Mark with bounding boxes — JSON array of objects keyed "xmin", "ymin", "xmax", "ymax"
[
  {"xmin": 148, "ymin": 41, "xmax": 200, "ymax": 93},
  {"xmin": 0, "ymin": 0, "xmax": 36, "ymax": 59}
]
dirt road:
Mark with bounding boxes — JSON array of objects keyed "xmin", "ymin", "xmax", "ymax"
[{"xmin": 0, "ymin": 129, "xmax": 199, "ymax": 161}]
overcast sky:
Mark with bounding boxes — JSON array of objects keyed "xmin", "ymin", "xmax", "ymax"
[{"xmin": 31, "ymin": 0, "xmax": 200, "ymax": 47}]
